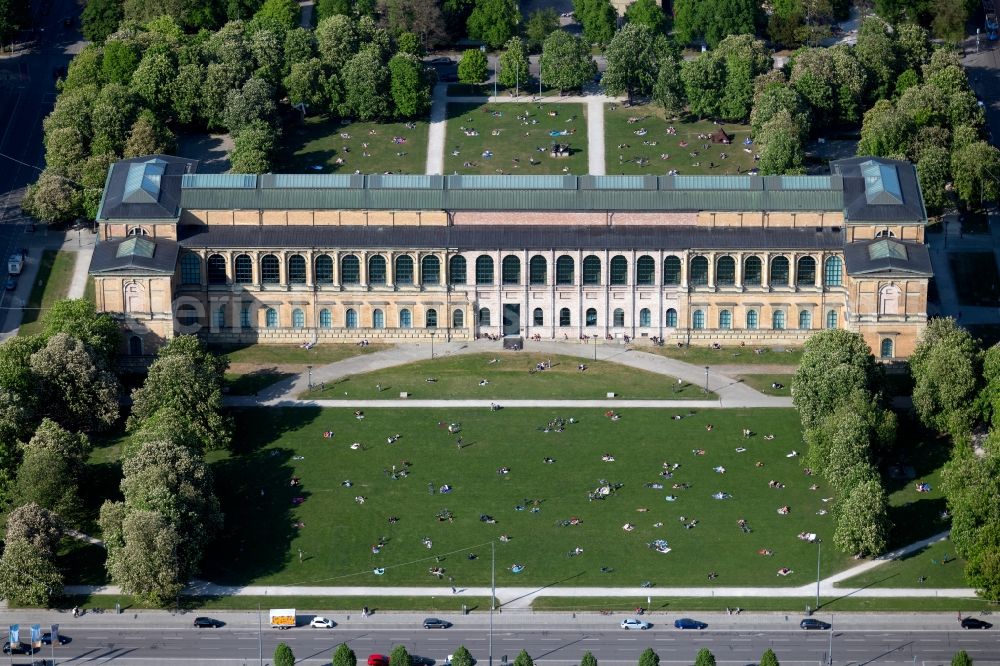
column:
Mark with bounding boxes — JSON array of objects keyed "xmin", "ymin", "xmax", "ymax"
[
  {"xmin": 734, "ymin": 252, "xmax": 744, "ymax": 289},
  {"xmin": 790, "ymin": 253, "xmax": 798, "ymax": 290},
  {"xmin": 760, "ymin": 253, "xmax": 770, "ymax": 290},
  {"xmin": 707, "ymin": 252, "xmax": 716, "ymax": 289}
]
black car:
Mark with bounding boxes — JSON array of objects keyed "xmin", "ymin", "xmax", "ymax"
[
  {"xmin": 40, "ymin": 632, "xmax": 69, "ymax": 645},
  {"xmin": 800, "ymin": 618, "xmax": 832, "ymax": 630},
  {"xmin": 2, "ymin": 641, "xmax": 33, "ymax": 655},
  {"xmin": 193, "ymin": 617, "xmax": 225, "ymax": 628},
  {"xmin": 422, "ymin": 618, "xmax": 451, "ymax": 629},
  {"xmin": 5, "ymin": 275, "xmax": 17, "ymax": 291},
  {"xmin": 961, "ymin": 617, "xmax": 993, "ymax": 629}
]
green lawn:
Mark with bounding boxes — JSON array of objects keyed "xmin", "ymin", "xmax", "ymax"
[
  {"xmin": 278, "ymin": 115, "xmax": 429, "ymax": 175},
  {"xmin": 444, "ymin": 102, "xmax": 588, "ymax": 175},
  {"xmin": 834, "ymin": 539, "xmax": 967, "ymax": 590},
  {"xmin": 19, "ymin": 250, "xmax": 77, "ymax": 336},
  {"xmin": 225, "ymin": 370, "xmax": 295, "ymax": 396},
  {"xmin": 605, "ymin": 105, "xmax": 758, "ymax": 176},
  {"xmin": 305, "ymin": 353, "xmax": 708, "ymax": 400},
  {"xmin": 533, "ymin": 595, "xmax": 989, "ymax": 613},
  {"xmin": 645, "ymin": 344, "xmax": 802, "ymax": 367},
  {"xmin": 201, "ymin": 407, "xmax": 855, "ymax": 588},
  {"xmin": 61, "ymin": 594, "xmax": 493, "ymax": 613},
  {"xmin": 212, "ymin": 343, "xmax": 386, "ymax": 366},
  {"xmin": 739, "ymin": 375, "xmax": 794, "ymax": 397}
]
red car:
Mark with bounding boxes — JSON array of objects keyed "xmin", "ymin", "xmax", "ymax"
[{"xmin": 368, "ymin": 655, "xmax": 389, "ymax": 666}]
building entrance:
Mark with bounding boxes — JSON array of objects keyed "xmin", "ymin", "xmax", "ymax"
[{"xmin": 502, "ymin": 304, "xmax": 520, "ymax": 337}]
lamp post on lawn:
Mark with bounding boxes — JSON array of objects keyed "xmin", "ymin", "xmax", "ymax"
[
  {"xmin": 815, "ymin": 538, "xmax": 822, "ymax": 612},
  {"xmin": 704, "ymin": 366, "xmax": 709, "ymax": 394},
  {"xmin": 430, "ymin": 331, "xmax": 436, "ymax": 358},
  {"xmin": 593, "ymin": 335, "xmax": 598, "ymax": 361},
  {"xmin": 307, "ymin": 365, "xmax": 313, "ymax": 390}
]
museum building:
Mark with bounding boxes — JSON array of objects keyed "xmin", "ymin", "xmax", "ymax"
[{"xmin": 89, "ymin": 155, "xmax": 932, "ymax": 358}]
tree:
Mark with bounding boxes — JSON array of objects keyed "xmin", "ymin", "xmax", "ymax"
[
  {"xmin": 389, "ymin": 53, "xmax": 432, "ymax": 118},
  {"xmin": 91, "ymin": 82, "xmax": 138, "ymax": 155},
  {"xmin": 249, "ymin": 28, "xmax": 285, "ymax": 85},
  {"xmin": 467, "ymin": 0, "xmax": 519, "ymax": 49},
  {"xmin": 42, "ymin": 298, "xmax": 120, "ymax": 365},
  {"xmin": 916, "ymin": 145, "xmax": 952, "ymax": 215},
  {"xmin": 513, "ymin": 650, "xmax": 533, "ymax": 666},
  {"xmin": 44, "ymin": 126, "xmax": 88, "ymax": 177},
  {"xmin": 498, "ymin": 37, "xmax": 529, "ymax": 91},
  {"xmin": 458, "ymin": 48, "xmax": 488, "ymax": 84},
  {"xmin": 171, "ymin": 63, "xmax": 205, "ymax": 125},
  {"xmin": 673, "ymin": 0, "xmax": 759, "ymax": 48},
  {"xmin": 333, "ymin": 644, "xmax": 358, "ymax": 666},
  {"xmin": 224, "ymin": 77, "xmax": 276, "ymax": 134},
  {"xmin": 834, "ymin": 478, "xmax": 890, "ymax": 556},
  {"xmin": 230, "ymin": 120, "xmax": 276, "ymax": 173},
  {"xmin": 284, "ymin": 27, "xmax": 317, "ymax": 73},
  {"xmin": 23, "ymin": 416, "xmax": 91, "ymax": 463},
  {"xmin": 14, "ymin": 420, "xmax": 89, "ymax": 520},
  {"xmin": 396, "ymin": 32, "xmax": 423, "ymax": 56},
  {"xmin": 951, "ymin": 650, "xmax": 973, "ymax": 666},
  {"xmin": 451, "ymin": 646, "xmax": 473, "ymax": 666},
  {"xmin": 932, "ymin": 2, "xmax": 968, "ymax": 43},
  {"xmin": 0, "ymin": 538, "xmax": 63, "ymax": 607},
  {"xmin": 316, "ymin": 14, "xmax": 359, "ymax": 71},
  {"xmin": 652, "ymin": 56, "xmax": 685, "ymax": 117},
  {"xmin": 284, "ymin": 58, "xmax": 328, "ymax": 110},
  {"xmin": 805, "ymin": 390, "xmax": 894, "ymax": 490},
  {"xmin": 524, "ymin": 8, "xmax": 558, "ymax": 52},
  {"xmin": 124, "ymin": 111, "xmax": 176, "ymax": 158},
  {"xmin": 638, "ymin": 648, "xmax": 659, "ymax": 666},
  {"xmin": 0, "ymin": 334, "xmax": 44, "ymax": 395},
  {"xmin": 757, "ymin": 110, "xmax": 804, "ymax": 174},
  {"xmin": 942, "ymin": 448, "xmax": 1000, "ymax": 558},
  {"xmin": 343, "ymin": 48, "xmax": 391, "ymax": 120},
  {"xmin": 750, "ymin": 83, "xmax": 810, "ymax": 139},
  {"xmin": 759, "ymin": 648, "xmax": 779, "ymax": 666},
  {"xmin": 21, "ymin": 170, "xmax": 80, "ymax": 224},
  {"xmin": 952, "ymin": 141, "xmax": 1000, "ymax": 207},
  {"xmin": 540, "ymin": 31, "xmax": 595, "ymax": 94},
  {"xmin": 82, "ymin": 0, "xmax": 124, "ymax": 42},
  {"xmin": 315, "ymin": 0, "xmax": 352, "ymax": 21},
  {"xmin": 130, "ymin": 52, "xmax": 177, "ymax": 114},
  {"xmin": 102, "ymin": 40, "xmax": 140, "ymax": 85},
  {"xmin": 30, "ymin": 332, "xmax": 120, "ymax": 432},
  {"xmin": 964, "ymin": 522, "xmax": 1000, "ymax": 601},
  {"xmin": 715, "ymin": 34, "xmax": 773, "ymax": 122},
  {"xmin": 384, "ymin": 0, "xmax": 447, "ymax": 49},
  {"xmin": 694, "ymin": 649, "xmax": 716, "ymax": 666},
  {"xmin": 625, "ymin": 0, "xmax": 668, "ymax": 34},
  {"xmin": 573, "ymin": 0, "xmax": 616, "ymax": 47},
  {"xmin": 5, "ymin": 502, "xmax": 63, "ymax": 556},
  {"xmin": 857, "ymin": 99, "xmax": 915, "ymax": 158},
  {"xmin": 681, "ymin": 53, "xmax": 726, "ymax": 119},
  {"xmin": 390, "ymin": 645, "xmax": 411, "ymax": 666},
  {"xmin": 855, "ymin": 17, "xmax": 898, "ymax": 102},
  {"xmin": 581, "ymin": 652, "xmax": 598, "ymax": 666},
  {"xmin": 910, "ymin": 317, "xmax": 981, "ymax": 438},
  {"xmin": 274, "ymin": 643, "xmax": 296, "ymax": 666},
  {"xmin": 254, "ymin": 0, "xmax": 300, "ymax": 29},
  {"xmin": 101, "ymin": 505, "xmax": 184, "ymax": 605},
  {"xmin": 793, "ymin": 329, "xmax": 881, "ymax": 430},
  {"xmin": 602, "ymin": 23, "xmax": 662, "ymax": 103}
]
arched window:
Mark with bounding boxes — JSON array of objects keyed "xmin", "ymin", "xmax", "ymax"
[
  {"xmin": 341, "ymin": 255, "xmax": 360, "ymax": 284},
  {"xmin": 799, "ymin": 310, "xmax": 812, "ymax": 329},
  {"xmin": 288, "ymin": 255, "xmax": 306, "ymax": 284},
  {"xmin": 880, "ymin": 338, "xmax": 894, "ymax": 358},
  {"xmin": 319, "ymin": 309, "xmax": 332, "ymax": 328},
  {"xmin": 265, "ymin": 307, "xmax": 278, "ymax": 328},
  {"xmin": 240, "ymin": 305, "xmax": 251, "ymax": 328},
  {"xmin": 315, "ymin": 255, "xmax": 334, "ymax": 284},
  {"xmin": 180, "ymin": 253, "xmax": 201, "ymax": 285},
  {"xmin": 399, "ymin": 308, "xmax": 412, "ymax": 328},
  {"xmin": 449, "ymin": 256, "xmax": 467, "ymax": 284},
  {"xmin": 692, "ymin": 309, "xmax": 705, "ymax": 329},
  {"xmin": 824, "ymin": 256, "xmax": 843, "ymax": 287},
  {"xmin": 421, "ymin": 255, "xmax": 440, "ymax": 284},
  {"xmin": 559, "ymin": 308, "xmax": 571, "ymax": 326},
  {"xmin": 177, "ymin": 304, "xmax": 198, "ymax": 326},
  {"xmin": 636, "ymin": 256, "xmax": 655, "ymax": 285},
  {"xmin": 127, "ymin": 226, "xmax": 149, "ymax": 236},
  {"xmin": 744, "ymin": 256, "xmax": 762, "ymax": 286},
  {"xmin": 875, "ymin": 230, "xmax": 896, "ymax": 238},
  {"xmin": 610, "ymin": 255, "xmax": 627, "ymax": 285},
  {"xmin": 476, "ymin": 255, "xmax": 494, "ymax": 285},
  {"xmin": 292, "ymin": 308, "xmax": 305, "ymax": 328},
  {"xmin": 214, "ymin": 306, "xmax": 225, "ymax": 330},
  {"xmin": 772, "ymin": 310, "xmax": 786, "ymax": 330},
  {"xmin": 395, "ymin": 255, "xmax": 414, "ymax": 284},
  {"xmin": 639, "ymin": 308, "xmax": 651, "ymax": 327},
  {"xmin": 716, "ymin": 256, "xmax": 736, "ymax": 286},
  {"xmin": 346, "ymin": 308, "xmax": 358, "ymax": 328},
  {"xmin": 533, "ymin": 308, "xmax": 544, "ymax": 325},
  {"xmin": 663, "ymin": 256, "xmax": 681, "ymax": 285},
  {"xmin": 502, "ymin": 255, "xmax": 521, "ymax": 285},
  {"xmin": 479, "ymin": 307, "xmax": 491, "ymax": 325},
  {"xmin": 879, "ymin": 284, "xmax": 900, "ymax": 315},
  {"xmin": 746, "ymin": 309, "xmax": 759, "ymax": 329},
  {"xmin": 583, "ymin": 255, "xmax": 601, "ymax": 285},
  {"xmin": 235, "ymin": 254, "xmax": 253, "ymax": 284},
  {"xmin": 665, "ymin": 308, "xmax": 678, "ymax": 327},
  {"xmin": 556, "ymin": 255, "xmax": 575, "ymax": 285},
  {"xmin": 719, "ymin": 309, "xmax": 732, "ymax": 329},
  {"xmin": 453, "ymin": 309, "xmax": 465, "ymax": 327},
  {"xmin": 690, "ymin": 256, "xmax": 708, "ymax": 286},
  {"xmin": 207, "ymin": 254, "xmax": 227, "ymax": 284},
  {"xmin": 529, "ymin": 255, "xmax": 547, "ymax": 284},
  {"xmin": 369, "ymin": 255, "xmax": 387, "ymax": 285},
  {"xmin": 124, "ymin": 283, "xmax": 145, "ymax": 312},
  {"xmin": 129, "ymin": 335, "xmax": 143, "ymax": 355},
  {"xmin": 426, "ymin": 309, "xmax": 438, "ymax": 328},
  {"xmin": 261, "ymin": 254, "xmax": 280, "ymax": 284},
  {"xmin": 826, "ymin": 309, "xmax": 838, "ymax": 329},
  {"xmin": 613, "ymin": 308, "xmax": 625, "ymax": 327},
  {"xmin": 585, "ymin": 308, "xmax": 597, "ymax": 326},
  {"xmin": 770, "ymin": 256, "xmax": 789, "ymax": 286},
  {"xmin": 797, "ymin": 256, "xmax": 816, "ymax": 287},
  {"xmin": 373, "ymin": 309, "xmax": 385, "ymax": 329}
]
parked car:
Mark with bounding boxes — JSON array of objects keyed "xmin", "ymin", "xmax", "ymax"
[
  {"xmin": 5, "ymin": 275, "xmax": 17, "ymax": 291},
  {"xmin": 800, "ymin": 618, "xmax": 831, "ymax": 630},
  {"xmin": 422, "ymin": 618, "xmax": 451, "ymax": 629},
  {"xmin": 368, "ymin": 654, "xmax": 389, "ymax": 666},
  {"xmin": 961, "ymin": 617, "xmax": 993, "ymax": 629},
  {"xmin": 40, "ymin": 632, "xmax": 70, "ymax": 645},
  {"xmin": 310, "ymin": 617, "xmax": 335, "ymax": 628},
  {"xmin": 428, "ymin": 57, "xmax": 453, "ymax": 65},
  {"xmin": 2, "ymin": 641, "xmax": 32, "ymax": 655},
  {"xmin": 620, "ymin": 618, "xmax": 650, "ymax": 630},
  {"xmin": 193, "ymin": 617, "xmax": 224, "ymax": 628},
  {"xmin": 674, "ymin": 618, "xmax": 707, "ymax": 630}
]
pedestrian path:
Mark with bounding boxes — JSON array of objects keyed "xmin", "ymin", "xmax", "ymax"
[
  {"xmin": 66, "ymin": 243, "xmax": 92, "ymax": 299},
  {"xmin": 425, "ymin": 84, "xmax": 448, "ymax": 175},
  {"xmin": 586, "ymin": 97, "xmax": 605, "ymax": 175}
]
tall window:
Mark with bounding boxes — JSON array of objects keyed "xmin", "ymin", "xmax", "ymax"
[
  {"xmin": 369, "ymin": 255, "xmax": 387, "ymax": 285},
  {"xmin": 690, "ymin": 256, "xmax": 708, "ymax": 286},
  {"xmin": 265, "ymin": 307, "xmax": 278, "ymax": 328},
  {"xmin": 880, "ymin": 338, "xmax": 894, "ymax": 358},
  {"xmin": 502, "ymin": 255, "xmax": 521, "ymax": 285},
  {"xmin": 529, "ymin": 255, "xmax": 547, "ymax": 285},
  {"xmin": 665, "ymin": 308, "xmax": 678, "ymax": 327},
  {"xmin": 315, "ymin": 255, "xmax": 334, "ymax": 284},
  {"xmin": 319, "ymin": 309, "xmax": 332, "ymax": 328},
  {"xmin": 610, "ymin": 255, "xmax": 627, "ymax": 285},
  {"xmin": 177, "ymin": 304, "xmax": 198, "ymax": 326},
  {"xmin": 826, "ymin": 309, "xmax": 838, "ymax": 329},
  {"xmin": 422, "ymin": 255, "xmax": 440, "ymax": 284},
  {"xmin": 129, "ymin": 336, "xmax": 143, "ymax": 355},
  {"xmin": 772, "ymin": 310, "xmax": 786, "ymax": 330},
  {"xmin": 261, "ymin": 254, "xmax": 280, "ymax": 284},
  {"xmin": 235, "ymin": 254, "xmax": 253, "ymax": 284},
  {"xmin": 824, "ymin": 256, "xmax": 843, "ymax": 286},
  {"xmin": 744, "ymin": 256, "xmax": 762, "ymax": 286},
  {"xmin": 770, "ymin": 256, "xmax": 789, "ymax": 286},
  {"xmin": 207, "ymin": 254, "xmax": 227, "ymax": 284},
  {"xmin": 373, "ymin": 309, "xmax": 385, "ymax": 329},
  {"xmin": 479, "ymin": 307, "xmax": 491, "ymax": 325},
  {"xmin": 719, "ymin": 309, "xmax": 732, "ymax": 329},
  {"xmin": 583, "ymin": 255, "xmax": 601, "ymax": 285},
  {"xmin": 476, "ymin": 255, "xmax": 494, "ymax": 285},
  {"xmin": 559, "ymin": 308, "xmax": 571, "ymax": 326},
  {"xmin": 288, "ymin": 255, "xmax": 306, "ymax": 284},
  {"xmin": 346, "ymin": 308, "xmax": 358, "ymax": 328},
  {"xmin": 639, "ymin": 308, "xmax": 651, "ymax": 327},
  {"xmin": 556, "ymin": 255, "xmax": 574, "ymax": 285},
  {"xmin": 399, "ymin": 308, "xmax": 412, "ymax": 328},
  {"xmin": 613, "ymin": 308, "xmax": 625, "ymax": 327},
  {"xmin": 395, "ymin": 255, "xmax": 414, "ymax": 284},
  {"xmin": 746, "ymin": 309, "xmax": 758, "ymax": 329},
  {"xmin": 180, "ymin": 254, "xmax": 201, "ymax": 285},
  {"xmin": 799, "ymin": 310, "xmax": 812, "ymax": 329},
  {"xmin": 341, "ymin": 255, "xmax": 360, "ymax": 284},
  {"xmin": 214, "ymin": 306, "xmax": 225, "ymax": 330},
  {"xmin": 692, "ymin": 309, "xmax": 705, "ymax": 329},
  {"xmin": 426, "ymin": 309, "xmax": 438, "ymax": 328},
  {"xmin": 453, "ymin": 309, "xmax": 464, "ymax": 327},
  {"xmin": 533, "ymin": 308, "xmax": 544, "ymax": 326},
  {"xmin": 663, "ymin": 256, "xmax": 681, "ymax": 285},
  {"xmin": 636, "ymin": 256, "xmax": 655, "ymax": 285},
  {"xmin": 717, "ymin": 256, "xmax": 736, "ymax": 286},
  {"xmin": 585, "ymin": 308, "xmax": 597, "ymax": 326},
  {"xmin": 797, "ymin": 256, "xmax": 816, "ymax": 286},
  {"xmin": 240, "ymin": 305, "xmax": 251, "ymax": 328},
  {"xmin": 292, "ymin": 308, "xmax": 305, "ymax": 328},
  {"xmin": 449, "ymin": 256, "xmax": 467, "ymax": 284}
]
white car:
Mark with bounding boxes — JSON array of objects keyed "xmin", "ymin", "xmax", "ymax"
[
  {"xmin": 310, "ymin": 617, "xmax": 335, "ymax": 628},
  {"xmin": 621, "ymin": 618, "xmax": 650, "ymax": 630}
]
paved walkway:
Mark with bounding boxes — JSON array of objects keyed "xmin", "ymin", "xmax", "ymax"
[
  {"xmin": 586, "ymin": 97, "xmax": 605, "ymax": 175},
  {"xmin": 66, "ymin": 241, "xmax": 92, "ymax": 298},
  {"xmin": 425, "ymin": 84, "xmax": 448, "ymax": 175}
]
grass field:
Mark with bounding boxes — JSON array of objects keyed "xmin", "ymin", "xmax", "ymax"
[
  {"xmin": 444, "ymin": 102, "xmax": 588, "ymax": 175},
  {"xmin": 19, "ymin": 250, "xmax": 77, "ymax": 336},
  {"xmin": 645, "ymin": 344, "xmax": 802, "ymax": 367},
  {"xmin": 532, "ymin": 595, "xmax": 989, "ymax": 612},
  {"xmin": 305, "ymin": 353, "xmax": 708, "ymax": 400},
  {"xmin": 834, "ymin": 539, "xmax": 966, "ymax": 590},
  {"xmin": 278, "ymin": 115, "xmax": 429, "ymax": 175},
  {"xmin": 214, "ymin": 343, "xmax": 385, "ymax": 395},
  {"xmin": 200, "ymin": 407, "xmax": 856, "ymax": 588},
  {"xmin": 738, "ymin": 375, "xmax": 794, "ymax": 397},
  {"xmin": 605, "ymin": 105, "xmax": 757, "ymax": 176}
]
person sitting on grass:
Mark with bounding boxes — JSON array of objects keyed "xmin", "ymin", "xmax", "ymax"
[{"xmin": 777, "ymin": 567, "xmax": 793, "ymax": 576}]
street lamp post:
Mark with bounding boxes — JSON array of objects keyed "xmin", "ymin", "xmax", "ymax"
[
  {"xmin": 593, "ymin": 335, "xmax": 598, "ymax": 361},
  {"xmin": 815, "ymin": 538, "xmax": 822, "ymax": 612},
  {"xmin": 704, "ymin": 366, "xmax": 709, "ymax": 394},
  {"xmin": 827, "ymin": 616, "xmax": 833, "ymax": 665}
]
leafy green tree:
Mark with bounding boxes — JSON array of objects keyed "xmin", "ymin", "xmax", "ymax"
[
  {"xmin": 652, "ymin": 56, "xmax": 685, "ymax": 117},
  {"xmin": 171, "ymin": 63, "xmax": 205, "ymax": 125},
  {"xmin": 932, "ymin": 2, "xmax": 968, "ymax": 43},
  {"xmin": 964, "ymin": 522, "xmax": 1000, "ymax": 601},
  {"xmin": 284, "ymin": 57, "xmax": 328, "ymax": 110},
  {"xmin": 5, "ymin": 502, "xmax": 63, "ymax": 555},
  {"xmin": 0, "ymin": 538, "xmax": 63, "ymax": 607},
  {"xmin": 857, "ymin": 99, "xmax": 914, "ymax": 158},
  {"xmin": 855, "ymin": 16, "xmax": 898, "ymax": 102},
  {"xmin": 249, "ymin": 27, "xmax": 285, "ymax": 85},
  {"xmin": 21, "ymin": 170, "xmax": 80, "ymax": 224},
  {"xmin": 42, "ymin": 298, "xmax": 120, "ymax": 365},
  {"xmin": 625, "ymin": 0, "xmax": 667, "ymax": 34},
  {"xmin": 91, "ymin": 82, "xmax": 138, "ymax": 155},
  {"xmin": 951, "ymin": 650, "xmax": 973, "ymax": 666},
  {"xmin": 750, "ymin": 83, "xmax": 810, "ymax": 139},
  {"xmin": 124, "ymin": 110, "xmax": 176, "ymax": 158},
  {"xmin": 804, "ymin": 389, "xmax": 894, "ymax": 490},
  {"xmin": 316, "ymin": 13, "xmax": 358, "ymax": 71},
  {"xmin": 44, "ymin": 126, "xmax": 88, "ymax": 177},
  {"xmin": 22, "ymin": 417, "xmax": 91, "ymax": 464},
  {"xmin": 30, "ymin": 332, "xmax": 120, "ymax": 432},
  {"xmin": 759, "ymin": 648, "xmax": 779, "ymax": 666},
  {"xmin": 396, "ymin": 32, "xmax": 423, "ymax": 56},
  {"xmin": 357, "ymin": 15, "xmax": 392, "ymax": 61},
  {"xmin": 524, "ymin": 7, "xmax": 558, "ymax": 52},
  {"xmin": 467, "ymin": 0, "xmax": 520, "ymax": 49},
  {"xmin": 513, "ymin": 650, "xmax": 533, "ymax": 666},
  {"xmin": 498, "ymin": 37, "xmax": 529, "ymax": 91},
  {"xmin": 316, "ymin": 0, "xmax": 352, "ymax": 21},
  {"xmin": 638, "ymin": 648, "xmax": 659, "ymax": 666},
  {"xmin": 390, "ymin": 645, "xmax": 411, "ymax": 666},
  {"xmin": 254, "ymin": 0, "xmax": 300, "ymax": 29},
  {"xmin": 673, "ymin": 0, "xmax": 759, "ymax": 48},
  {"xmin": 342, "ymin": 47, "xmax": 391, "ymax": 120},
  {"xmin": 681, "ymin": 53, "xmax": 726, "ymax": 119},
  {"xmin": 581, "ymin": 652, "xmax": 598, "ymax": 666},
  {"xmin": 0, "ymin": 334, "xmax": 44, "ymax": 395},
  {"xmin": 602, "ymin": 23, "xmax": 663, "ymax": 104},
  {"xmin": 59, "ymin": 45, "xmax": 103, "ymax": 93},
  {"xmin": 757, "ymin": 109, "xmax": 804, "ymax": 174},
  {"xmin": 834, "ymin": 478, "xmax": 890, "ymax": 556},
  {"xmin": 573, "ymin": 0, "xmax": 616, "ymax": 47},
  {"xmin": 131, "ymin": 52, "xmax": 177, "ymax": 113},
  {"xmin": 14, "ymin": 420, "xmax": 90, "ymax": 519},
  {"xmin": 793, "ymin": 329, "xmax": 880, "ymax": 430},
  {"xmin": 896, "ymin": 22, "xmax": 931, "ymax": 73},
  {"xmin": 102, "ymin": 40, "xmax": 140, "ymax": 85},
  {"xmin": 82, "ymin": 0, "xmax": 124, "ymax": 42},
  {"xmin": 274, "ymin": 643, "xmax": 296, "ymax": 666},
  {"xmin": 458, "ymin": 47, "xmax": 488, "ymax": 83},
  {"xmin": 715, "ymin": 34, "xmax": 772, "ymax": 122},
  {"xmin": 223, "ymin": 76, "xmax": 276, "ymax": 134},
  {"xmin": 540, "ymin": 30, "xmax": 595, "ymax": 94},
  {"xmin": 910, "ymin": 317, "xmax": 981, "ymax": 438},
  {"xmin": 101, "ymin": 505, "xmax": 183, "ymax": 606},
  {"xmin": 916, "ymin": 145, "xmax": 952, "ymax": 215},
  {"xmin": 952, "ymin": 141, "xmax": 1000, "ymax": 207},
  {"xmin": 942, "ymin": 448, "xmax": 1000, "ymax": 558},
  {"xmin": 389, "ymin": 53, "xmax": 432, "ymax": 118},
  {"xmin": 451, "ymin": 646, "xmax": 473, "ymax": 666},
  {"xmin": 694, "ymin": 649, "xmax": 716, "ymax": 666},
  {"xmin": 333, "ymin": 644, "xmax": 358, "ymax": 666},
  {"xmin": 230, "ymin": 120, "xmax": 276, "ymax": 173}
]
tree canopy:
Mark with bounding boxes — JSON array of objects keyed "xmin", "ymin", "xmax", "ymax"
[
  {"xmin": 909, "ymin": 317, "xmax": 981, "ymax": 440},
  {"xmin": 467, "ymin": 0, "xmax": 520, "ymax": 49},
  {"xmin": 540, "ymin": 30, "xmax": 595, "ymax": 94}
]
